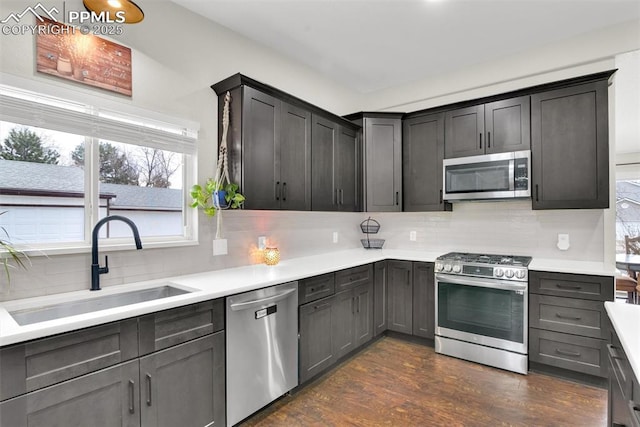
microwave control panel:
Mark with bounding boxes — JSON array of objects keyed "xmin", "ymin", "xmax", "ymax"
[{"xmin": 514, "ymin": 158, "xmax": 529, "ymax": 190}]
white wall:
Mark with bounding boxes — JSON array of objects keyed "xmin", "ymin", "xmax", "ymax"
[{"xmin": 0, "ymin": 2, "xmax": 637, "ymax": 300}]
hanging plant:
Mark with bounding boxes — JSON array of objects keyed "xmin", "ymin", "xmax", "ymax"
[
  {"xmin": 190, "ymin": 91, "xmax": 245, "ymax": 239},
  {"xmin": 190, "ymin": 179, "xmax": 245, "ymax": 217}
]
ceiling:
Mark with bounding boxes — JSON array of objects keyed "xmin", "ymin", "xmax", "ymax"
[{"xmin": 171, "ymin": 0, "xmax": 640, "ymax": 94}]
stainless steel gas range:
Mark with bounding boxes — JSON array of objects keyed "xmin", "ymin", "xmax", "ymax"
[{"xmin": 434, "ymin": 252, "xmax": 532, "ymax": 375}]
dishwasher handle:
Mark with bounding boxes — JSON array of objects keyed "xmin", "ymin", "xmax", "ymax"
[{"xmin": 229, "ymin": 287, "xmax": 296, "ymax": 312}]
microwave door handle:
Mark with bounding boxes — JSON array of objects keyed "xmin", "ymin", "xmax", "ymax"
[{"xmin": 509, "ymin": 159, "xmax": 515, "ymax": 191}]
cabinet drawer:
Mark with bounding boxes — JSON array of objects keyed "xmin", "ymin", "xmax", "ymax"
[
  {"xmin": 299, "ymin": 273, "xmax": 335, "ymax": 305},
  {"xmin": 0, "ymin": 319, "xmax": 138, "ymax": 401},
  {"xmin": 139, "ymin": 299, "xmax": 224, "ymax": 355},
  {"xmin": 529, "ymin": 294, "xmax": 607, "ymax": 339},
  {"xmin": 335, "ymin": 264, "xmax": 372, "ymax": 292},
  {"xmin": 529, "ymin": 271, "xmax": 613, "ymax": 301},
  {"xmin": 529, "ymin": 328, "xmax": 606, "ymax": 377}
]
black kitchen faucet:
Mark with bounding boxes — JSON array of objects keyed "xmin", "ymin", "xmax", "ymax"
[{"xmin": 91, "ymin": 215, "xmax": 142, "ymax": 291}]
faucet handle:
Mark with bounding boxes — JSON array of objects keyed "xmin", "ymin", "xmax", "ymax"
[{"xmin": 99, "ymin": 255, "xmax": 109, "ymax": 274}]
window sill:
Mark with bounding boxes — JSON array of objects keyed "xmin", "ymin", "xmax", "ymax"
[{"xmin": 9, "ymin": 238, "xmax": 199, "ymax": 257}]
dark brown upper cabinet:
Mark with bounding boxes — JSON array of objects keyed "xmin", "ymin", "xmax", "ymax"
[
  {"xmin": 211, "ymin": 74, "xmax": 359, "ymax": 211},
  {"xmin": 311, "ymin": 114, "xmax": 360, "ymax": 212},
  {"xmin": 345, "ymin": 113, "xmax": 403, "ymax": 212},
  {"xmin": 531, "ymin": 79, "xmax": 609, "ymax": 209},
  {"xmin": 403, "ymin": 112, "xmax": 451, "ymax": 212},
  {"xmin": 240, "ymin": 87, "xmax": 312, "ymax": 210},
  {"xmin": 444, "ymin": 96, "xmax": 531, "ymax": 158}
]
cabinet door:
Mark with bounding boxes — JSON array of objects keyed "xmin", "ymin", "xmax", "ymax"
[
  {"xmin": 0, "ymin": 319, "xmax": 138, "ymax": 401},
  {"xmin": 280, "ymin": 102, "xmax": 312, "ymax": 210},
  {"xmin": 387, "ymin": 260, "xmax": 413, "ymax": 334},
  {"xmin": 354, "ymin": 281, "xmax": 373, "ymax": 348},
  {"xmin": 0, "ymin": 360, "xmax": 140, "ymax": 427},
  {"xmin": 531, "ymin": 80, "xmax": 609, "ymax": 209},
  {"xmin": 332, "ymin": 289, "xmax": 356, "ymax": 359},
  {"xmin": 139, "ymin": 332, "xmax": 225, "ymax": 427},
  {"xmin": 485, "ymin": 96, "xmax": 530, "ymax": 154},
  {"xmin": 364, "ymin": 117, "xmax": 402, "ymax": 212},
  {"xmin": 299, "ymin": 296, "xmax": 335, "ymax": 384},
  {"xmin": 403, "ymin": 113, "xmax": 450, "ymax": 211},
  {"xmin": 444, "ymin": 104, "xmax": 485, "ymax": 158},
  {"xmin": 412, "ymin": 262, "xmax": 435, "ymax": 339},
  {"xmin": 373, "ymin": 261, "xmax": 388, "ymax": 337},
  {"xmin": 311, "ymin": 114, "xmax": 338, "ymax": 211},
  {"xmin": 337, "ymin": 126, "xmax": 359, "ymax": 212},
  {"xmin": 242, "ymin": 86, "xmax": 281, "ymax": 210}
]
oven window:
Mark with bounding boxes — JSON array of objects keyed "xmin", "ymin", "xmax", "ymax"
[
  {"xmin": 445, "ymin": 160, "xmax": 511, "ymax": 193},
  {"xmin": 438, "ymin": 282, "xmax": 524, "ymax": 343}
]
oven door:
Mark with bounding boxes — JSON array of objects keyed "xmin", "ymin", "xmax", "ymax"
[{"xmin": 435, "ymin": 273, "xmax": 527, "ymax": 354}]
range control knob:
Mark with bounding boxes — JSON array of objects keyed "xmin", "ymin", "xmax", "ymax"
[
  {"xmin": 452, "ymin": 264, "xmax": 461, "ymax": 273},
  {"xmin": 435, "ymin": 262, "xmax": 443, "ymax": 272},
  {"xmin": 495, "ymin": 268, "xmax": 504, "ymax": 278},
  {"xmin": 505, "ymin": 269, "xmax": 515, "ymax": 279},
  {"xmin": 515, "ymin": 269, "xmax": 526, "ymax": 280},
  {"xmin": 444, "ymin": 263, "xmax": 452, "ymax": 272}
]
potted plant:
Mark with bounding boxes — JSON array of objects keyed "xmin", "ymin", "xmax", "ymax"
[
  {"xmin": 190, "ymin": 179, "xmax": 245, "ymax": 217},
  {"xmin": 0, "ymin": 211, "xmax": 28, "ymax": 284}
]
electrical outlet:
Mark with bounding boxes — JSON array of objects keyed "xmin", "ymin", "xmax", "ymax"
[
  {"xmin": 213, "ymin": 239, "xmax": 228, "ymax": 256},
  {"xmin": 557, "ymin": 234, "xmax": 570, "ymax": 251},
  {"xmin": 333, "ymin": 231, "xmax": 339, "ymax": 243},
  {"xmin": 410, "ymin": 231, "xmax": 417, "ymax": 241},
  {"xmin": 258, "ymin": 236, "xmax": 266, "ymax": 250}
]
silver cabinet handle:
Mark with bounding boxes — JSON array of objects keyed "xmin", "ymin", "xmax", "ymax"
[
  {"xmin": 555, "ymin": 348, "xmax": 581, "ymax": 358},
  {"xmin": 275, "ymin": 181, "xmax": 280, "ymax": 201},
  {"xmin": 555, "ymin": 313, "xmax": 581, "ymax": 321},
  {"xmin": 146, "ymin": 373, "xmax": 152, "ymax": 406},
  {"xmin": 128, "ymin": 380, "xmax": 135, "ymax": 414},
  {"xmin": 282, "ymin": 182, "xmax": 287, "ymax": 201}
]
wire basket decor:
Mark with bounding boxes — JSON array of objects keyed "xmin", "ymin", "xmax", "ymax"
[
  {"xmin": 360, "ymin": 217, "xmax": 384, "ymax": 249},
  {"xmin": 360, "ymin": 217, "xmax": 380, "ymax": 234}
]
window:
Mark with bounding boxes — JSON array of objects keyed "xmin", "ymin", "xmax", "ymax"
[
  {"xmin": 0, "ymin": 84, "xmax": 198, "ymax": 253},
  {"xmin": 616, "ymin": 178, "xmax": 640, "ymax": 254}
]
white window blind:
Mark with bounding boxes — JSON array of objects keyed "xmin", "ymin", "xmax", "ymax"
[{"xmin": 0, "ymin": 85, "xmax": 198, "ymax": 155}]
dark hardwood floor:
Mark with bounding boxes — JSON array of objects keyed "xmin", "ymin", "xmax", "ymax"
[{"xmin": 242, "ymin": 336, "xmax": 607, "ymax": 427}]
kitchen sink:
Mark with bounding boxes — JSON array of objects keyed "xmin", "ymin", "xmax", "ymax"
[{"xmin": 9, "ymin": 285, "xmax": 191, "ymax": 326}]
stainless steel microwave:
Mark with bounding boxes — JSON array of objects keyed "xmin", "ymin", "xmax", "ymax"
[{"xmin": 442, "ymin": 150, "xmax": 531, "ymax": 201}]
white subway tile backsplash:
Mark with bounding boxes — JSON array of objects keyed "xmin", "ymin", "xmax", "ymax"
[{"xmin": 0, "ymin": 202, "xmax": 606, "ymax": 301}]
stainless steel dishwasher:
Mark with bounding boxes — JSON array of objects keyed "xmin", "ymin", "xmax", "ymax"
[{"xmin": 226, "ymin": 281, "xmax": 299, "ymax": 427}]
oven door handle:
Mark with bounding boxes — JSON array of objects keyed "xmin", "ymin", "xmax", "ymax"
[{"xmin": 435, "ymin": 273, "xmax": 527, "ymax": 292}]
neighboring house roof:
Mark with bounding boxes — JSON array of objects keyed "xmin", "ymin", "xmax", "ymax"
[
  {"xmin": 616, "ymin": 180, "xmax": 640, "ymax": 204},
  {"xmin": 0, "ymin": 159, "xmax": 181, "ymax": 209},
  {"xmin": 616, "ymin": 198, "xmax": 640, "ymax": 223}
]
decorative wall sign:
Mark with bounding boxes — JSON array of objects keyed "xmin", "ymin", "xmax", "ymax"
[{"xmin": 36, "ymin": 18, "xmax": 132, "ymax": 97}]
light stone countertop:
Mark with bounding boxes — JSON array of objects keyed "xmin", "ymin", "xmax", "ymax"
[
  {"xmin": 0, "ymin": 248, "xmax": 614, "ymax": 347},
  {"xmin": 605, "ymin": 302, "xmax": 640, "ymax": 381}
]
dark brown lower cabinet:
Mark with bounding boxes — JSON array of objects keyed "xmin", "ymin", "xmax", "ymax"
[
  {"xmin": 139, "ymin": 333, "xmax": 225, "ymax": 427},
  {"xmin": 529, "ymin": 270, "xmax": 613, "ymax": 380},
  {"xmin": 373, "ymin": 261, "xmax": 388, "ymax": 337},
  {"xmin": 608, "ymin": 327, "xmax": 640, "ymax": 427},
  {"xmin": 1, "ymin": 360, "xmax": 140, "ymax": 427},
  {"xmin": 412, "ymin": 262, "xmax": 435, "ymax": 339},
  {"xmin": 299, "ymin": 281, "xmax": 373, "ymax": 384},
  {"xmin": 299, "ymin": 296, "xmax": 336, "ymax": 384},
  {"xmin": 387, "ymin": 260, "xmax": 413, "ymax": 334},
  {"xmin": 0, "ymin": 332, "xmax": 226, "ymax": 427}
]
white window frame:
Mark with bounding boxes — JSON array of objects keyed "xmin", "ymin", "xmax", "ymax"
[{"xmin": 0, "ymin": 76, "xmax": 199, "ymax": 256}]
